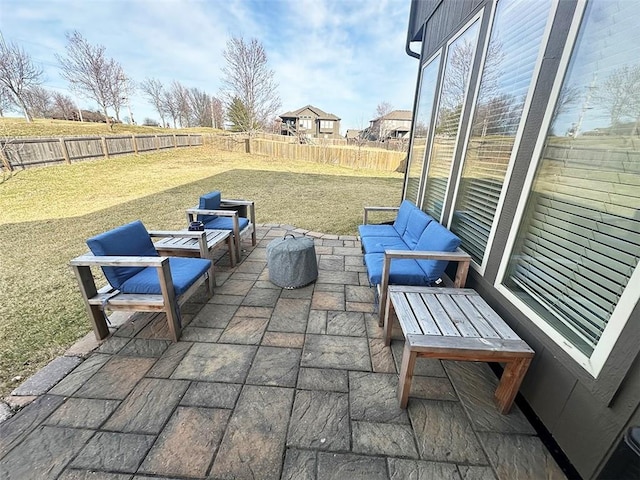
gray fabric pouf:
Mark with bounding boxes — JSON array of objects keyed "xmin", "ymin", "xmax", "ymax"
[{"xmin": 267, "ymin": 234, "xmax": 318, "ymax": 289}]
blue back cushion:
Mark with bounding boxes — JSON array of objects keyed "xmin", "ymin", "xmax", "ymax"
[
  {"xmin": 86, "ymin": 220, "xmax": 158, "ymax": 289},
  {"xmin": 197, "ymin": 191, "xmax": 221, "ymax": 223},
  {"xmin": 415, "ymin": 221, "xmax": 461, "ymax": 281},
  {"xmin": 393, "ymin": 200, "xmax": 415, "ymax": 236},
  {"xmin": 402, "ymin": 209, "xmax": 433, "ymax": 249}
]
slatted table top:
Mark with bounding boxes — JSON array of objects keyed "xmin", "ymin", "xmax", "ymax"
[
  {"xmin": 388, "ymin": 285, "xmax": 533, "ymax": 355},
  {"xmin": 154, "ymin": 229, "xmax": 230, "ymax": 252}
]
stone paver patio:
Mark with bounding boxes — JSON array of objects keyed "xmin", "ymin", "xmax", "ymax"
[{"xmin": 0, "ymin": 225, "xmax": 567, "ymax": 480}]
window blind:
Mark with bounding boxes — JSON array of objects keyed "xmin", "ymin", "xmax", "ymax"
[
  {"xmin": 423, "ymin": 22, "xmax": 479, "ymax": 220},
  {"xmin": 505, "ymin": 0, "xmax": 640, "ymax": 356},
  {"xmin": 405, "ymin": 56, "xmax": 441, "ymax": 204},
  {"xmin": 450, "ymin": 0, "xmax": 552, "ymax": 263}
]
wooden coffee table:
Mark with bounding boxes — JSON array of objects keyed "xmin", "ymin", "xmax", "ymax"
[
  {"xmin": 384, "ymin": 285, "xmax": 534, "ymax": 413},
  {"xmin": 152, "ymin": 229, "xmax": 235, "ymax": 286}
]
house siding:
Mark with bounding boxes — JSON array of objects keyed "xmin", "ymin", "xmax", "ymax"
[{"xmin": 407, "ymin": 1, "xmax": 640, "ymax": 478}]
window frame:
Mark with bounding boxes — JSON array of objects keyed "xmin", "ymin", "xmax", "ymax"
[
  {"xmin": 446, "ymin": 0, "xmax": 558, "ymax": 274},
  {"xmin": 418, "ymin": 11, "xmax": 484, "ymax": 219},
  {"xmin": 494, "ymin": 0, "xmax": 639, "ymax": 378},
  {"xmin": 402, "ymin": 49, "xmax": 443, "ymax": 204}
]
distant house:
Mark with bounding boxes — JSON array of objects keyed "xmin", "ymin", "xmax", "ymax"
[
  {"xmin": 279, "ymin": 105, "xmax": 341, "ymax": 139},
  {"xmin": 367, "ymin": 110, "xmax": 412, "ymax": 141},
  {"xmin": 345, "ymin": 129, "xmax": 362, "ymax": 140}
]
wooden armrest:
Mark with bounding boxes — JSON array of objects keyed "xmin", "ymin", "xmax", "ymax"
[
  {"xmin": 364, "ymin": 206, "xmax": 400, "ymax": 212},
  {"xmin": 383, "ymin": 249, "xmax": 471, "ymax": 262},
  {"xmin": 149, "ymin": 230, "xmax": 207, "ymax": 240},
  {"xmin": 363, "ymin": 205, "xmax": 399, "ymax": 224},
  {"xmin": 221, "ymin": 198, "xmax": 254, "ymax": 206},
  {"xmin": 70, "ymin": 254, "xmax": 168, "ymax": 268},
  {"xmin": 186, "ymin": 208, "xmax": 238, "ymax": 217}
]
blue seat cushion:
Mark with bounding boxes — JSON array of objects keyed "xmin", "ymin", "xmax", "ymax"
[
  {"xmin": 120, "ymin": 257, "xmax": 211, "ymax": 296},
  {"xmin": 402, "ymin": 209, "xmax": 433, "ymax": 249},
  {"xmin": 87, "ymin": 220, "xmax": 158, "ymax": 289},
  {"xmin": 415, "ymin": 221, "xmax": 461, "ymax": 282},
  {"xmin": 361, "ymin": 236, "xmax": 410, "ymax": 254},
  {"xmin": 203, "ymin": 216, "xmax": 250, "ymax": 232},
  {"xmin": 364, "ymin": 253, "xmax": 429, "ymax": 286},
  {"xmin": 393, "ymin": 200, "xmax": 416, "ymax": 236},
  {"xmin": 358, "ymin": 224, "xmax": 400, "ymax": 238},
  {"xmin": 197, "ymin": 191, "xmax": 221, "ymax": 224}
]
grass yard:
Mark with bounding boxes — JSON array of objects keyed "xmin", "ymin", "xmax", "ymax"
[
  {"xmin": 0, "ymin": 116, "xmax": 219, "ymax": 137},
  {"xmin": 0, "ymin": 143, "xmax": 402, "ymax": 396}
]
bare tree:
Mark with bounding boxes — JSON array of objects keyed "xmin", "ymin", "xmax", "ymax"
[
  {"xmin": 189, "ymin": 87, "xmax": 212, "ymax": 127},
  {"xmin": 594, "ymin": 65, "xmax": 640, "ymax": 128},
  {"xmin": 140, "ymin": 77, "xmax": 167, "ymax": 127},
  {"xmin": 0, "ymin": 36, "xmax": 43, "ymax": 122},
  {"xmin": 24, "ymin": 86, "xmax": 53, "ymax": 118},
  {"xmin": 170, "ymin": 81, "xmax": 191, "ymax": 127},
  {"xmin": 211, "ymin": 96, "xmax": 223, "ymax": 129},
  {"xmin": 56, "ymin": 31, "xmax": 122, "ymax": 126},
  {"xmin": 107, "ymin": 66, "xmax": 130, "ymax": 123},
  {"xmin": 0, "ymin": 85, "xmax": 13, "ymax": 116},
  {"xmin": 51, "ymin": 91, "xmax": 77, "ymax": 120},
  {"xmin": 163, "ymin": 89, "xmax": 179, "ymax": 128},
  {"xmin": 221, "ymin": 36, "xmax": 281, "ymax": 133}
]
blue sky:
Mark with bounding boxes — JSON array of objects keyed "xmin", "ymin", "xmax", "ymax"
[{"xmin": 0, "ymin": 0, "xmax": 418, "ymax": 132}]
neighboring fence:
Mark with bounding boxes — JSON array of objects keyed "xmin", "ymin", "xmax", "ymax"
[
  {"xmin": 206, "ymin": 133, "xmax": 405, "ymax": 171},
  {"xmin": 0, "ymin": 133, "xmax": 203, "ymax": 171}
]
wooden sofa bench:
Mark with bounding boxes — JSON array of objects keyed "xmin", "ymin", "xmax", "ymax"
[{"xmin": 384, "ymin": 285, "xmax": 534, "ymax": 413}]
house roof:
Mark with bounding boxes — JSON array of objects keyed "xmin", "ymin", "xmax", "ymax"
[
  {"xmin": 345, "ymin": 129, "xmax": 362, "ymax": 139},
  {"xmin": 280, "ymin": 105, "xmax": 341, "ymax": 121},
  {"xmin": 371, "ymin": 109, "xmax": 413, "ymax": 122}
]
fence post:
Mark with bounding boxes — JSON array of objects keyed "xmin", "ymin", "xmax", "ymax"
[
  {"xmin": 154, "ymin": 135, "xmax": 160, "ymax": 150},
  {"xmin": 59, "ymin": 138, "xmax": 71, "ymax": 165},
  {"xmin": 245, "ymin": 138, "xmax": 251, "ymax": 154},
  {"xmin": 100, "ymin": 137, "xmax": 109, "ymax": 159},
  {"xmin": 0, "ymin": 142, "xmax": 13, "ymax": 171},
  {"xmin": 173, "ymin": 134, "xmax": 178, "ymax": 148},
  {"xmin": 131, "ymin": 134, "xmax": 138, "ymax": 154}
]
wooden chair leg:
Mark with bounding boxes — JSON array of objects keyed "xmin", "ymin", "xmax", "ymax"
[
  {"xmin": 157, "ymin": 262, "xmax": 181, "ymax": 342},
  {"xmin": 383, "ymin": 295, "xmax": 395, "ymax": 347},
  {"xmin": 495, "ymin": 356, "xmax": 532, "ymax": 414},
  {"xmin": 398, "ymin": 341, "xmax": 418, "ymax": 408},
  {"xmin": 72, "ymin": 265, "xmax": 110, "ymax": 340}
]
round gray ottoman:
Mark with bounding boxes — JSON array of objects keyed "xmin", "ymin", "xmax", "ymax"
[{"xmin": 267, "ymin": 234, "xmax": 318, "ymax": 289}]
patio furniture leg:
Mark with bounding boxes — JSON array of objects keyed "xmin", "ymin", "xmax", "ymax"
[
  {"xmin": 398, "ymin": 340, "xmax": 418, "ymax": 408},
  {"xmin": 384, "ymin": 293, "xmax": 395, "ymax": 347},
  {"xmin": 495, "ymin": 356, "xmax": 532, "ymax": 414},
  {"xmin": 157, "ymin": 262, "xmax": 181, "ymax": 342},
  {"xmin": 72, "ymin": 265, "xmax": 110, "ymax": 340}
]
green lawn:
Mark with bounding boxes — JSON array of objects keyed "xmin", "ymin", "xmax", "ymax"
[{"xmin": 0, "ymin": 144, "xmax": 402, "ymax": 396}]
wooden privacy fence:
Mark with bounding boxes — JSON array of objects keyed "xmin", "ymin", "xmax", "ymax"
[
  {"xmin": 1, "ymin": 133, "xmax": 203, "ymax": 171},
  {"xmin": 205, "ymin": 134, "xmax": 405, "ymax": 171}
]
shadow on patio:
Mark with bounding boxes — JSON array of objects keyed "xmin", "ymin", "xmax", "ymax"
[{"xmin": 0, "ymin": 225, "xmax": 567, "ymax": 479}]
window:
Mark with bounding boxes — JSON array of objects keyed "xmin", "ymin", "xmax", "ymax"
[
  {"xmin": 422, "ymin": 19, "xmax": 480, "ymax": 220},
  {"xmin": 320, "ymin": 120, "xmax": 333, "ymax": 129},
  {"xmin": 450, "ymin": 0, "xmax": 552, "ymax": 264},
  {"xmin": 299, "ymin": 118, "xmax": 312, "ymax": 130},
  {"xmin": 501, "ymin": 0, "xmax": 640, "ymax": 376},
  {"xmin": 405, "ymin": 53, "xmax": 441, "ymax": 205}
]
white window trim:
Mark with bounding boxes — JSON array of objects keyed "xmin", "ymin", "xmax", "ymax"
[
  {"xmin": 403, "ymin": 49, "xmax": 442, "ymax": 204},
  {"xmin": 419, "ymin": 10, "xmax": 484, "ymax": 217},
  {"xmin": 447, "ymin": 0, "xmax": 559, "ymax": 275},
  {"xmin": 494, "ymin": 0, "xmax": 637, "ymax": 378}
]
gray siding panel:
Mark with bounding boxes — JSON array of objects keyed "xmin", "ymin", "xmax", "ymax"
[{"xmin": 407, "ymin": 1, "xmax": 640, "ymax": 477}]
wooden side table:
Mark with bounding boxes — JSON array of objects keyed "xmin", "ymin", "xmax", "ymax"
[{"xmin": 384, "ymin": 285, "xmax": 534, "ymax": 413}]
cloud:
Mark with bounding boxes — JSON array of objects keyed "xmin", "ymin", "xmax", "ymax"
[{"xmin": 1, "ymin": 0, "xmax": 418, "ymax": 130}]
